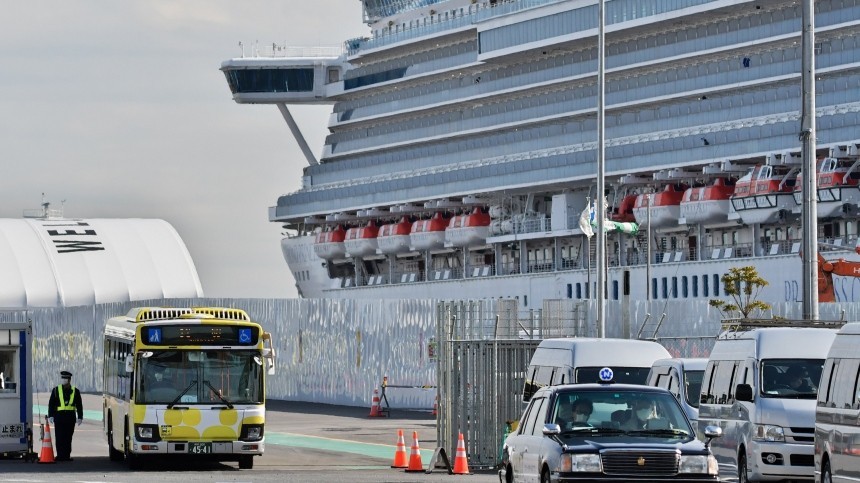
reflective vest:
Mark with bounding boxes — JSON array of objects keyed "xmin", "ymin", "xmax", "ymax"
[{"xmin": 57, "ymin": 385, "xmax": 77, "ymax": 411}]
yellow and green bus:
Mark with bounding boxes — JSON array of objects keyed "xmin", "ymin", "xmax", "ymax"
[{"xmin": 103, "ymin": 307, "xmax": 275, "ymax": 469}]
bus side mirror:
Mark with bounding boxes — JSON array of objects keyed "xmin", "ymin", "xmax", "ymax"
[
  {"xmin": 124, "ymin": 355, "xmax": 134, "ymax": 373},
  {"xmin": 735, "ymin": 383, "xmax": 753, "ymax": 402},
  {"xmin": 262, "ymin": 332, "xmax": 276, "ymax": 376}
]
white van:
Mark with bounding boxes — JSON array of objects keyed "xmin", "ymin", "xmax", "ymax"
[
  {"xmin": 814, "ymin": 322, "xmax": 860, "ymax": 483},
  {"xmin": 698, "ymin": 325, "xmax": 839, "ymax": 482},
  {"xmin": 647, "ymin": 358, "xmax": 707, "ymax": 428},
  {"xmin": 521, "ymin": 337, "xmax": 671, "ymax": 402}
]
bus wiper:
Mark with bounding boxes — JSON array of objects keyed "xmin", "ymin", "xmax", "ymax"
[
  {"xmin": 168, "ymin": 380, "xmax": 198, "ymax": 409},
  {"xmin": 203, "ymin": 380, "xmax": 234, "ymax": 409}
]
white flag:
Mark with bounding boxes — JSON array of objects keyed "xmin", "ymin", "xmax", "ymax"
[{"xmin": 579, "ymin": 203, "xmax": 594, "ymax": 238}]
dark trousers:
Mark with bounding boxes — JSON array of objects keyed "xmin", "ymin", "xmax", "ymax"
[{"xmin": 54, "ymin": 411, "xmax": 76, "ymax": 459}]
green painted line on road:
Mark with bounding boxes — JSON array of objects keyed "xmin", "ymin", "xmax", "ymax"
[
  {"xmin": 266, "ymin": 432, "xmax": 434, "ymax": 462},
  {"xmin": 35, "ymin": 405, "xmax": 103, "ymax": 422}
]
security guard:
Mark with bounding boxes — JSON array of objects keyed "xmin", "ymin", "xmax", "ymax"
[{"xmin": 48, "ymin": 370, "xmax": 83, "ymax": 461}]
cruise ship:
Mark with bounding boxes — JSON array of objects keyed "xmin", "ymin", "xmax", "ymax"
[{"xmin": 221, "ymin": 0, "xmax": 860, "ymax": 311}]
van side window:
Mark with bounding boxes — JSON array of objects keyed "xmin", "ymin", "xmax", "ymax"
[
  {"xmin": 668, "ymin": 369, "xmax": 680, "ymax": 399},
  {"xmin": 710, "ymin": 360, "xmax": 738, "ymax": 405},
  {"xmin": 819, "ymin": 359, "xmax": 836, "ymax": 406},
  {"xmin": 701, "ymin": 361, "xmax": 717, "ymax": 404},
  {"xmin": 831, "ymin": 359, "xmax": 860, "ymax": 409}
]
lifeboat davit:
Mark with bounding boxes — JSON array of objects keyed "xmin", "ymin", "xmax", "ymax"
[
  {"xmin": 729, "ymin": 164, "xmax": 798, "ymax": 225},
  {"xmin": 445, "ymin": 207, "xmax": 491, "ymax": 247},
  {"xmin": 633, "ymin": 184, "xmax": 686, "ymax": 229},
  {"xmin": 679, "ymin": 178, "xmax": 734, "ymax": 225},
  {"xmin": 344, "ymin": 221, "xmax": 379, "ymax": 258},
  {"xmin": 793, "ymin": 157, "xmax": 860, "ymax": 217},
  {"xmin": 410, "ymin": 212, "xmax": 449, "ymax": 250},
  {"xmin": 313, "ymin": 225, "xmax": 346, "ymax": 260},
  {"xmin": 611, "ymin": 194, "xmax": 637, "ymax": 223},
  {"xmin": 377, "ymin": 217, "xmax": 413, "ymax": 254}
]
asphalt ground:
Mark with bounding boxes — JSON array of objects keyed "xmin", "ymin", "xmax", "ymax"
[{"xmin": 0, "ymin": 393, "xmax": 500, "ymax": 482}]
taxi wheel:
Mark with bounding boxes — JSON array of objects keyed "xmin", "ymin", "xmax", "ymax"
[
  {"xmin": 822, "ymin": 460, "xmax": 833, "ymax": 483},
  {"xmin": 540, "ymin": 467, "xmax": 551, "ymax": 483}
]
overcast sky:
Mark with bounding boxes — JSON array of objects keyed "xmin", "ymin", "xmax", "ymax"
[{"xmin": 0, "ymin": 1, "xmax": 368, "ymax": 298}]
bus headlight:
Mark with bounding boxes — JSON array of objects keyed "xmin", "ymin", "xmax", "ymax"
[
  {"xmin": 135, "ymin": 424, "xmax": 160, "ymax": 442},
  {"xmin": 753, "ymin": 424, "xmax": 785, "ymax": 442},
  {"xmin": 240, "ymin": 424, "xmax": 264, "ymax": 441},
  {"xmin": 679, "ymin": 455, "xmax": 719, "ymax": 475},
  {"xmin": 558, "ymin": 453, "xmax": 601, "ymax": 472}
]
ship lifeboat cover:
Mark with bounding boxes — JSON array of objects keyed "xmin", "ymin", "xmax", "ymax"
[
  {"xmin": 377, "ymin": 217, "xmax": 412, "ymax": 254},
  {"xmin": 445, "ymin": 208, "xmax": 491, "ymax": 247},
  {"xmin": 313, "ymin": 224, "xmax": 347, "ymax": 260},
  {"xmin": 0, "ymin": 218, "xmax": 203, "ymax": 309},
  {"xmin": 633, "ymin": 184, "xmax": 686, "ymax": 228},
  {"xmin": 410, "ymin": 212, "xmax": 448, "ymax": 250},
  {"xmin": 344, "ymin": 221, "xmax": 380, "ymax": 257}
]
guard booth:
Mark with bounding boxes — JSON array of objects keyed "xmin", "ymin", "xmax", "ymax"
[{"xmin": 0, "ymin": 319, "xmax": 34, "ymax": 459}]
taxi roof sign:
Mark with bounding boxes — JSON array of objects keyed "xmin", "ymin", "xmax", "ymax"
[{"xmin": 599, "ymin": 367, "xmax": 614, "ymax": 382}]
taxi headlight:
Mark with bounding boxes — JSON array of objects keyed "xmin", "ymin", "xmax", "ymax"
[
  {"xmin": 558, "ymin": 453, "xmax": 601, "ymax": 472},
  {"xmin": 679, "ymin": 455, "xmax": 718, "ymax": 475},
  {"xmin": 752, "ymin": 424, "xmax": 785, "ymax": 442}
]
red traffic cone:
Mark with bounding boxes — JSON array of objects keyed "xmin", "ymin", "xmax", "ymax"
[
  {"xmin": 38, "ymin": 418, "xmax": 56, "ymax": 464},
  {"xmin": 368, "ymin": 388, "xmax": 385, "ymax": 418},
  {"xmin": 391, "ymin": 429, "xmax": 408, "ymax": 468},
  {"xmin": 453, "ymin": 432, "xmax": 470, "ymax": 475},
  {"xmin": 432, "ymin": 395, "xmax": 438, "ymax": 417},
  {"xmin": 405, "ymin": 431, "xmax": 424, "ymax": 472}
]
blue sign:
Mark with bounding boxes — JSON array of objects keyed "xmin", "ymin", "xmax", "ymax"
[
  {"xmin": 238, "ymin": 328, "xmax": 253, "ymax": 345},
  {"xmin": 599, "ymin": 367, "xmax": 614, "ymax": 382},
  {"xmin": 148, "ymin": 328, "xmax": 162, "ymax": 344}
]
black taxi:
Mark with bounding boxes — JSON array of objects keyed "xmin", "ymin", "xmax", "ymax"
[{"xmin": 500, "ymin": 367, "xmax": 722, "ymax": 482}]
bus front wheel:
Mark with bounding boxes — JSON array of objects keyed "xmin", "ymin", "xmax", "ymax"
[
  {"xmin": 238, "ymin": 455, "xmax": 254, "ymax": 469},
  {"xmin": 124, "ymin": 421, "xmax": 142, "ymax": 470},
  {"xmin": 107, "ymin": 415, "xmax": 123, "ymax": 462}
]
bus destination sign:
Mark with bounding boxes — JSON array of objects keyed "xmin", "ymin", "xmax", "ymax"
[{"xmin": 142, "ymin": 325, "xmax": 259, "ymax": 346}]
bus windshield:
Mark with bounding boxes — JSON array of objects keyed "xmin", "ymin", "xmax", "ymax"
[{"xmin": 136, "ymin": 350, "xmax": 264, "ymax": 405}]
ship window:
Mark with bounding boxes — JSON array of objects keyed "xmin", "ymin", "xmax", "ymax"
[
  {"xmin": 567, "ymin": 284, "xmax": 573, "ymax": 299},
  {"xmin": 682, "ymin": 276, "xmax": 688, "ymax": 298},
  {"xmin": 715, "ymin": 274, "xmax": 722, "ymax": 296},
  {"xmin": 703, "ymin": 274, "xmax": 709, "ymax": 297},
  {"xmin": 671, "ymin": 277, "xmax": 678, "ymax": 298},
  {"xmin": 662, "ymin": 278, "xmax": 668, "ymax": 299},
  {"xmin": 651, "ymin": 278, "xmax": 657, "ymax": 300},
  {"xmin": 692, "ymin": 276, "xmax": 698, "ymax": 297},
  {"xmin": 576, "ymin": 283, "xmax": 582, "ymax": 299},
  {"xmin": 612, "ymin": 281, "xmax": 619, "ymax": 300},
  {"xmin": 524, "ymin": 296, "xmax": 528, "ymax": 307}
]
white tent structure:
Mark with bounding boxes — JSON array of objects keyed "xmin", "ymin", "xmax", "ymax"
[{"xmin": 0, "ymin": 218, "xmax": 203, "ymax": 308}]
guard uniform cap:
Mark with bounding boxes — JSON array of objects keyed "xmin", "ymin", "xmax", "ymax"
[{"xmin": 60, "ymin": 371, "xmax": 73, "ymax": 378}]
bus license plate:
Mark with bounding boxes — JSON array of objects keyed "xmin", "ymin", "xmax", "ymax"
[{"xmin": 188, "ymin": 442, "xmax": 212, "ymax": 454}]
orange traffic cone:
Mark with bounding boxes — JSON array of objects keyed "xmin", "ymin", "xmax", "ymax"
[
  {"xmin": 432, "ymin": 395, "xmax": 438, "ymax": 417},
  {"xmin": 391, "ymin": 429, "xmax": 408, "ymax": 468},
  {"xmin": 453, "ymin": 432, "xmax": 470, "ymax": 475},
  {"xmin": 38, "ymin": 418, "xmax": 55, "ymax": 464},
  {"xmin": 404, "ymin": 430, "xmax": 424, "ymax": 472},
  {"xmin": 368, "ymin": 388, "xmax": 385, "ymax": 417}
]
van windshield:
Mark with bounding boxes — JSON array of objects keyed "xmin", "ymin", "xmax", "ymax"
[
  {"xmin": 684, "ymin": 370, "xmax": 704, "ymax": 408},
  {"xmin": 576, "ymin": 367, "xmax": 651, "ymax": 384},
  {"xmin": 760, "ymin": 359, "xmax": 824, "ymax": 399}
]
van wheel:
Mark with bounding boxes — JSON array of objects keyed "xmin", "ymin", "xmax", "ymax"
[
  {"xmin": 505, "ymin": 464, "xmax": 513, "ymax": 483},
  {"xmin": 107, "ymin": 416, "xmax": 123, "ymax": 462},
  {"xmin": 822, "ymin": 460, "xmax": 833, "ymax": 483},
  {"xmin": 738, "ymin": 453, "xmax": 754, "ymax": 483},
  {"xmin": 540, "ymin": 467, "xmax": 551, "ymax": 483},
  {"xmin": 238, "ymin": 455, "xmax": 254, "ymax": 469}
]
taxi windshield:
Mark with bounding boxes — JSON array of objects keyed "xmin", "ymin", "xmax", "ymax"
[{"xmin": 551, "ymin": 389, "xmax": 693, "ymax": 440}]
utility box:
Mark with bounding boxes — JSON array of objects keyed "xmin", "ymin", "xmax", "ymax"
[
  {"xmin": 551, "ymin": 192, "xmax": 584, "ymax": 231},
  {"xmin": 0, "ymin": 320, "xmax": 34, "ymax": 459}
]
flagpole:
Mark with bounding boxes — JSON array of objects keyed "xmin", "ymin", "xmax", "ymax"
[
  {"xmin": 596, "ymin": 0, "xmax": 606, "ymax": 337},
  {"xmin": 800, "ymin": 0, "xmax": 818, "ymax": 319}
]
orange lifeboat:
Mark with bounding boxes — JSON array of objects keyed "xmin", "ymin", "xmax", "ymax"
[
  {"xmin": 632, "ymin": 184, "xmax": 686, "ymax": 229},
  {"xmin": 377, "ymin": 217, "xmax": 413, "ymax": 254},
  {"xmin": 445, "ymin": 207, "xmax": 491, "ymax": 247},
  {"xmin": 611, "ymin": 194, "xmax": 637, "ymax": 223},
  {"xmin": 729, "ymin": 164, "xmax": 798, "ymax": 225},
  {"xmin": 793, "ymin": 157, "xmax": 860, "ymax": 217},
  {"xmin": 313, "ymin": 225, "xmax": 346, "ymax": 260},
  {"xmin": 410, "ymin": 212, "xmax": 449, "ymax": 250},
  {"xmin": 344, "ymin": 221, "xmax": 379, "ymax": 258},
  {"xmin": 679, "ymin": 178, "xmax": 734, "ymax": 225}
]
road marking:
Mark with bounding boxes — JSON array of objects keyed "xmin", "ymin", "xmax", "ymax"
[{"xmin": 266, "ymin": 432, "xmax": 433, "ymax": 461}]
